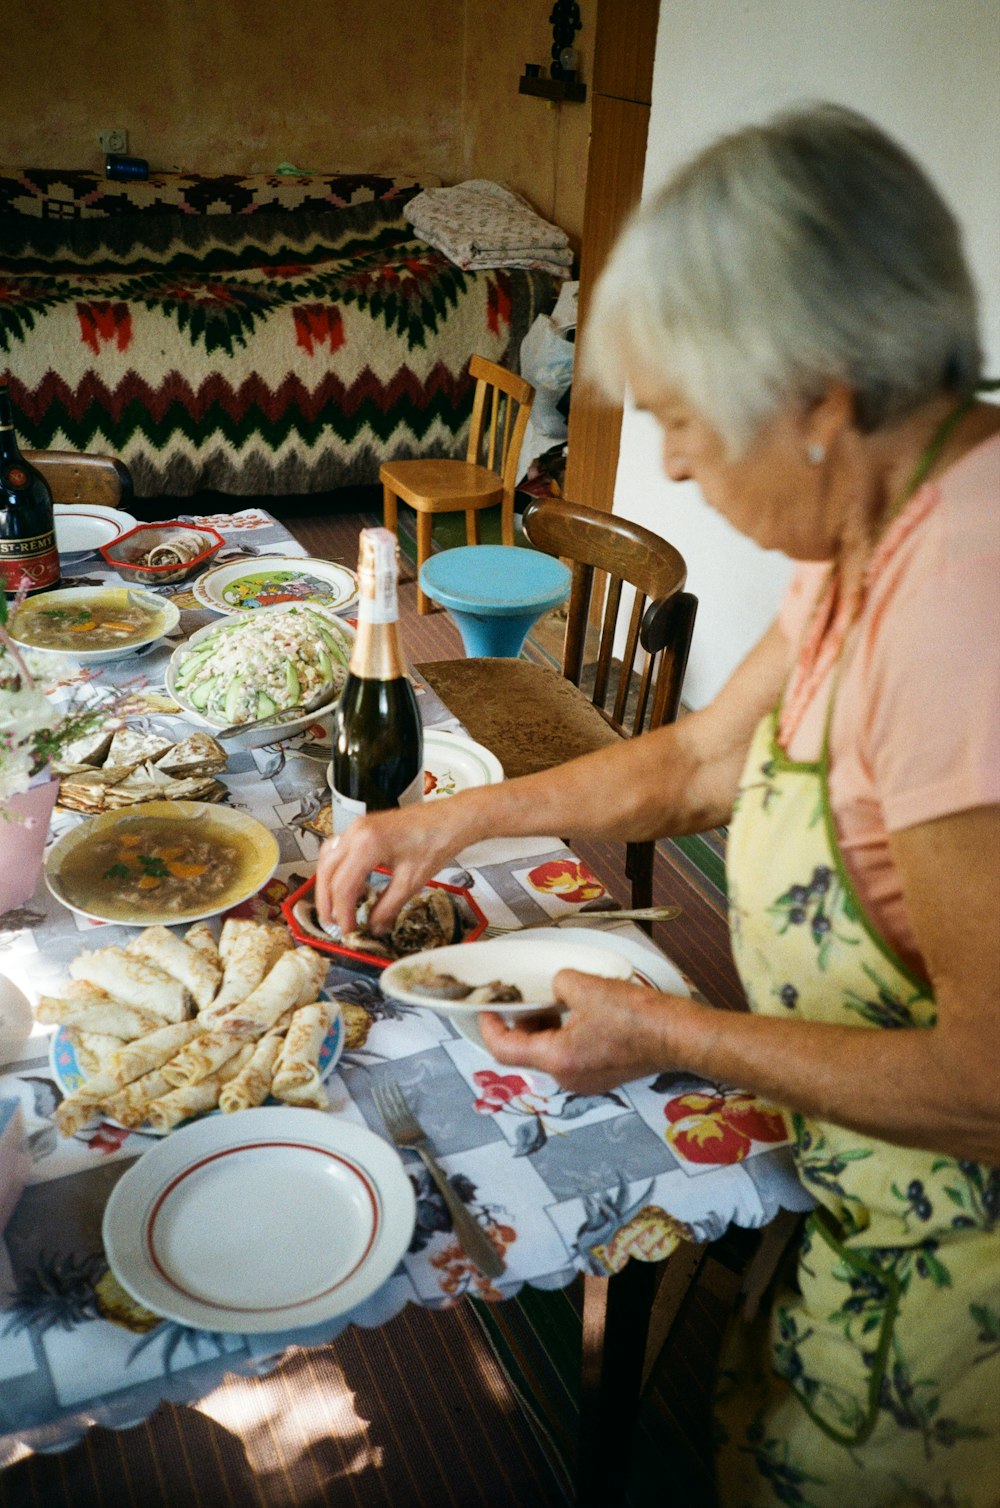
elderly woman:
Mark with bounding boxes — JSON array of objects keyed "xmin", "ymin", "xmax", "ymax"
[{"xmin": 317, "ymin": 104, "xmax": 999, "ymax": 1503}]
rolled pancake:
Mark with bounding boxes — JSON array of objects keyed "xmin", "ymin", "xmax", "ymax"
[
  {"xmin": 34, "ymin": 981, "xmax": 116, "ymax": 1024},
  {"xmin": 144, "ymin": 1045, "xmax": 253, "ymax": 1132},
  {"xmin": 125, "ymin": 925, "xmax": 221, "ymax": 1009},
  {"xmin": 204, "ymin": 920, "xmax": 277, "ymax": 1018},
  {"xmin": 55, "ymin": 1074, "xmax": 118, "ymax": 1136},
  {"xmin": 219, "ymin": 1031, "xmax": 284, "ymax": 1113},
  {"xmin": 63, "ymin": 1028, "xmax": 122, "ymax": 1078},
  {"xmin": 217, "ymin": 948, "xmax": 326, "ymax": 1039},
  {"xmin": 106, "ymin": 1019, "xmax": 204, "ymax": 1087},
  {"xmin": 160, "ymin": 1030, "xmax": 245, "ymax": 1088},
  {"xmin": 39, "ymin": 998, "xmax": 165, "ymax": 1038},
  {"xmin": 103, "ymin": 1066, "xmax": 176, "ymax": 1128},
  {"xmin": 69, "ymin": 948, "xmax": 190, "ymax": 1022},
  {"xmin": 184, "ymin": 921, "xmax": 220, "ymax": 969},
  {"xmin": 271, "ymin": 1001, "xmax": 333, "ymax": 1108}
]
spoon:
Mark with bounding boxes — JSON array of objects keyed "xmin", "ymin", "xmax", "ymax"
[{"xmin": 217, "ymin": 688, "xmax": 336, "ymax": 740}]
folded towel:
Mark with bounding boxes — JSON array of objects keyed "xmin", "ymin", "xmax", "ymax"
[{"xmin": 406, "ymin": 180, "xmax": 571, "ymax": 275}]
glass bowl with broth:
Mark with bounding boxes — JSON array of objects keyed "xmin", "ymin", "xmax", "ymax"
[
  {"xmin": 44, "ymin": 800, "xmax": 280, "ymax": 925},
  {"xmin": 8, "ymin": 586, "xmax": 180, "ymax": 665}
]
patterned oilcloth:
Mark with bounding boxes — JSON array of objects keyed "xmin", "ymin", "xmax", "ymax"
[
  {"xmin": 0, "ymin": 169, "xmax": 557, "ymax": 497},
  {"xmin": 717, "ymin": 708, "xmax": 1000, "ymax": 1506}
]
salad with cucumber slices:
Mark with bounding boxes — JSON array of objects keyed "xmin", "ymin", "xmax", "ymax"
[{"xmin": 169, "ymin": 603, "xmax": 352, "ymax": 726}]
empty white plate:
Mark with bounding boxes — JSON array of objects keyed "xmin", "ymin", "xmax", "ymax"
[
  {"xmin": 55, "ymin": 505, "xmax": 138, "ymax": 559},
  {"xmin": 102, "ymin": 1107, "xmax": 416, "ymax": 1331}
]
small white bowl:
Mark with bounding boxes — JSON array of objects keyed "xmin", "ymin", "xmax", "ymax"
[
  {"xmin": 380, "ymin": 937, "xmax": 634, "ymax": 1024},
  {"xmin": 7, "ymin": 585, "xmax": 180, "ymax": 666}
]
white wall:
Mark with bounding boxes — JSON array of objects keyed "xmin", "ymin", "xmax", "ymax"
[{"xmin": 613, "ymin": 0, "xmax": 1000, "ymax": 707}]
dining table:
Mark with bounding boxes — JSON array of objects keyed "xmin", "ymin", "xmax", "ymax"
[{"xmin": 0, "ymin": 506, "xmax": 814, "ymax": 1503}]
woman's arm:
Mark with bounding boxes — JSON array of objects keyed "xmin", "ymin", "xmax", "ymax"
[
  {"xmin": 315, "ymin": 620, "xmax": 793, "ymax": 934},
  {"xmin": 481, "ymin": 802, "xmax": 1000, "ymax": 1164}
]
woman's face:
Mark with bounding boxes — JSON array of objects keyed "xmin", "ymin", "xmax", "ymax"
[{"xmin": 636, "ymin": 384, "xmax": 852, "ymax": 561}]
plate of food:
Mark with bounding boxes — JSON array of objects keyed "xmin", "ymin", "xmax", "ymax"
[
  {"xmin": 7, "ymin": 585, "xmax": 180, "ymax": 665},
  {"xmin": 54, "ymin": 504, "xmax": 138, "ymax": 561},
  {"xmin": 44, "ymin": 800, "xmax": 280, "ymax": 926},
  {"xmin": 166, "ymin": 602, "xmax": 354, "ymax": 748},
  {"xmin": 193, "ymin": 556, "xmax": 359, "ymax": 616},
  {"xmin": 37, "ymin": 917, "xmax": 339, "ymax": 1137},
  {"xmin": 447, "ymin": 926, "xmax": 691, "ymax": 1057},
  {"xmin": 53, "ymin": 724, "xmax": 229, "ymax": 814},
  {"xmin": 325, "ymin": 728, "xmax": 503, "ymax": 803},
  {"xmin": 283, "ymin": 870, "xmax": 487, "ymax": 968},
  {"xmin": 100, "ymin": 521, "xmax": 225, "ymax": 585},
  {"xmin": 380, "ymin": 936, "xmax": 634, "ymax": 1025},
  {"xmin": 102, "ymin": 1107, "xmax": 415, "ymax": 1330}
]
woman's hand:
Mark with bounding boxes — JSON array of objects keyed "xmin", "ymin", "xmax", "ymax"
[
  {"xmin": 314, "ymin": 790, "xmax": 486, "ymax": 935},
  {"xmin": 478, "ymin": 969, "xmax": 694, "ymax": 1094}
]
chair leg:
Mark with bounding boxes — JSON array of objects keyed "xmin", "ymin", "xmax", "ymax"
[
  {"xmin": 465, "ymin": 508, "xmax": 481, "ymax": 546},
  {"xmin": 382, "ymin": 483, "xmax": 398, "ymax": 537},
  {"xmin": 626, "ymin": 840, "xmax": 655, "ymax": 918},
  {"xmin": 578, "ymin": 1261, "xmax": 660, "ymax": 1508},
  {"xmin": 500, "ymin": 496, "xmax": 515, "ymax": 547},
  {"xmin": 416, "ymin": 511, "xmax": 434, "ymax": 614}
]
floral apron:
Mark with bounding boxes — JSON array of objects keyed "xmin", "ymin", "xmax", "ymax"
[{"xmin": 714, "ymin": 706, "xmax": 1000, "ymax": 1507}]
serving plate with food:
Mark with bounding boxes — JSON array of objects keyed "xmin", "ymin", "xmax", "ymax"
[
  {"xmin": 193, "ymin": 556, "xmax": 359, "ymax": 616},
  {"xmin": 44, "ymin": 800, "xmax": 279, "ymax": 926},
  {"xmin": 102, "ymin": 1107, "xmax": 415, "ymax": 1332},
  {"xmin": 54, "ymin": 725, "xmax": 229, "ymax": 813},
  {"xmin": 166, "ymin": 602, "xmax": 354, "ymax": 748},
  {"xmin": 37, "ymin": 917, "xmax": 340, "ymax": 1138},
  {"xmin": 380, "ymin": 936, "xmax": 634, "ymax": 1025},
  {"xmin": 324, "ymin": 728, "xmax": 503, "ymax": 805},
  {"xmin": 7, "ymin": 585, "xmax": 180, "ymax": 665},
  {"xmin": 283, "ymin": 870, "xmax": 487, "ymax": 968},
  {"xmin": 100, "ymin": 521, "xmax": 224, "ymax": 585},
  {"xmin": 54, "ymin": 504, "xmax": 139, "ymax": 561}
]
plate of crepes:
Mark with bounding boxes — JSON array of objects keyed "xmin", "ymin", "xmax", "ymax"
[
  {"xmin": 192, "ymin": 556, "xmax": 359, "ymax": 616},
  {"xmin": 284, "ymin": 870, "xmax": 488, "ymax": 969},
  {"xmin": 41, "ymin": 917, "xmax": 342, "ymax": 1138},
  {"xmin": 7, "ymin": 585, "xmax": 180, "ymax": 665},
  {"xmin": 53, "ymin": 724, "xmax": 228, "ymax": 814},
  {"xmin": 44, "ymin": 800, "xmax": 280, "ymax": 926},
  {"xmin": 102, "ymin": 1106, "xmax": 416, "ymax": 1331},
  {"xmin": 166, "ymin": 602, "xmax": 354, "ymax": 748}
]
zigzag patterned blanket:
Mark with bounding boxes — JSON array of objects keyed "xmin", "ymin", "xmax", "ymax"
[{"xmin": 0, "ymin": 169, "xmax": 557, "ymax": 497}]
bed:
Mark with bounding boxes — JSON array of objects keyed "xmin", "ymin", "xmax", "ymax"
[{"xmin": 0, "ymin": 168, "xmax": 559, "ymax": 499}]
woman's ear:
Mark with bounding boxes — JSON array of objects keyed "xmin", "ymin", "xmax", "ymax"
[{"xmin": 803, "ymin": 381, "xmax": 857, "ymax": 459}]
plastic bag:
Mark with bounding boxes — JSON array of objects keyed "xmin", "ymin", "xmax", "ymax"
[{"xmin": 519, "ymin": 312, "xmax": 575, "ymax": 477}]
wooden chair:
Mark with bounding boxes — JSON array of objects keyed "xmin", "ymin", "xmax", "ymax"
[
  {"xmin": 417, "ymin": 495, "xmax": 698, "ymax": 910},
  {"xmin": 380, "ymin": 354, "xmax": 534, "ymax": 613},
  {"xmin": 24, "ymin": 449, "xmax": 133, "ymax": 509}
]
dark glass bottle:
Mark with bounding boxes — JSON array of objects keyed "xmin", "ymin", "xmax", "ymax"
[
  {"xmin": 330, "ymin": 527, "xmax": 423, "ymax": 833},
  {"xmin": 0, "ymin": 385, "xmax": 59, "ymax": 597}
]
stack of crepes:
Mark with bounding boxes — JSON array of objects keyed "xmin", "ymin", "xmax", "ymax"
[
  {"xmin": 39, "ymin": 919, "xmax": 334, "ymax": 1136},
  {"xmin": 54, "ymin": 726, "xmax": 228, "ymax": 813},
  {"xmin": 405, "ymin": 180, "xmax": 573, "ymax": 278}
]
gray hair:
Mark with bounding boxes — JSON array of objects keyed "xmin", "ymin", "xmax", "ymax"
[{"xmin": 585, "ymin": 102, "xmax": 983, "ymax": 453}]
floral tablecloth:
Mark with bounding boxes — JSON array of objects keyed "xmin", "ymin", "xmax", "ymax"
[{"xmin": 0, "ymin": 510, "xmax": 813, "ymax": 1457}]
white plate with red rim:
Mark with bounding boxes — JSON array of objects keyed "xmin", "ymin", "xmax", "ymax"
[
  {"xmin": 102, "ymin": 1106, "xmax": 416, "ymax": 1331},
  {"xmin": 54, "ymin": 504, "xmax": 138, "ymax": 560},
  {"xmin": 447, "ymin": 926, "xmax": 691, "ymax": 1056},
  {"xmin": 326, "ymin": 728, "xmax": 504, "ymax": 802}
]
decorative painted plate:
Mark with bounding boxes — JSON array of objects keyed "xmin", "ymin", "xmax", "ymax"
[{"xmin": 193, "ymin": 557, "xmax": 359, "ymax": 616}]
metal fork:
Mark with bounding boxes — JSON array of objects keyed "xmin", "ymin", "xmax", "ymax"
[
  {"xmin": 372, "ymin": 1079, "xmax": 505, "ymax": 1280},
  {"xmin": 482, "ymin": 904, "xmax": 682, "ymax": 938}
]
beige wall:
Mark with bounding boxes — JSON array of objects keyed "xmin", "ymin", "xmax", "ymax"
[{"xmin": 2, "ymin": 0, "xmax": 592, "ymax": 246}]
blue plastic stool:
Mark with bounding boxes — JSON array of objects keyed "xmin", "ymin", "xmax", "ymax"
[{"xmin": 418, "ymin": 545, "xmax": 571, "ymax": 658}]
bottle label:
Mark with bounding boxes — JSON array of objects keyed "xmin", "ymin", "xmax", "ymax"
[
  {"xmin": 0, "ymin": 531, "xmax": 59, "ymax": 592},
  {"xmin": 330, "ymin": 768, "xmax": 424, "ymax": 834},
  {"xmin": 3, "ymin": 466, "xmax": 29, "ymax": 490},
  {"xmin": 356, "ymin": 528, "xmax": 399, "ymax": 625}
]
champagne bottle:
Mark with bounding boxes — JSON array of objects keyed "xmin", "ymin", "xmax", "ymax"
[
  {"xmin": 0, "ymin": 384, "xmax": 59, "ymax": 597},
  {"xmin": 329, "ymin": 526, "xmax": 423, "ymax": 833}
]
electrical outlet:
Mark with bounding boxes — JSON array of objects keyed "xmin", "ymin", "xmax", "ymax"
[{"xmin": 99, "ymin": 129, "xmax": 128, "ymax": 154}]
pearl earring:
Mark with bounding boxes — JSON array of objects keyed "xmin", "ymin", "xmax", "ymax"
[{"xmin": 807, "ymin": 442, "xmax": 826, "ymax": 466}]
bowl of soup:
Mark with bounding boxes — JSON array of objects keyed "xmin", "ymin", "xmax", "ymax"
[{"xmin": 8, "ymin": 586, "xmax": 180, "ymax": 665}]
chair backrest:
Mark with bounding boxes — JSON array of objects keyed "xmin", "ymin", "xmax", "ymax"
[
  {"xmin": 23, "ymin": 449, "xmax": 134, "ymax": 509},
  {"xmin": 523, "ymin": 495, "xmax": 698, "ymax": 736},
  {"xmin": 465, "ymin": 354, "xmax": 534, "ymax": 504}
]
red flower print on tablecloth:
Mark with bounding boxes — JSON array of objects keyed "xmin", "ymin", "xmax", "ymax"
[
  {"xmin": 472, "ymin": 1070, "xmax": 533, "ymax": 1113},
  {"xmin": 77, "ymin": 301, "xmax": 133, "ymax": 354},
  {"xmin": 224, "ymin": 876, "xmax": 290, "ymax": 923},
  {"xmin": 526, "ymin": 858, "xmax": 606, "ymax": 906},
  {"xmin": 293, "ymin": 304, "xmax": 345, "ymax": 356},
  {"xmin": 664, "ymin": 1089, "xmax": 789, "ymax": 1166}
]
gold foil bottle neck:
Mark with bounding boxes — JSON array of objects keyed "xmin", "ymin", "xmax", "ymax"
[{"xmin": 350, "ymin": 526, "xmax": 406, "ymax": 679}]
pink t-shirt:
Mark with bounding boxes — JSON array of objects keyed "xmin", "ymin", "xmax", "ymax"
[{"xmin": 777, "ymin": 435, "xmax": 1000, "ymax": 980}]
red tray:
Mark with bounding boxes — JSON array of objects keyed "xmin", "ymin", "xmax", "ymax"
[{"xmin": 282, "ymin": 869, "xmax": 487, "ymax": 970}]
